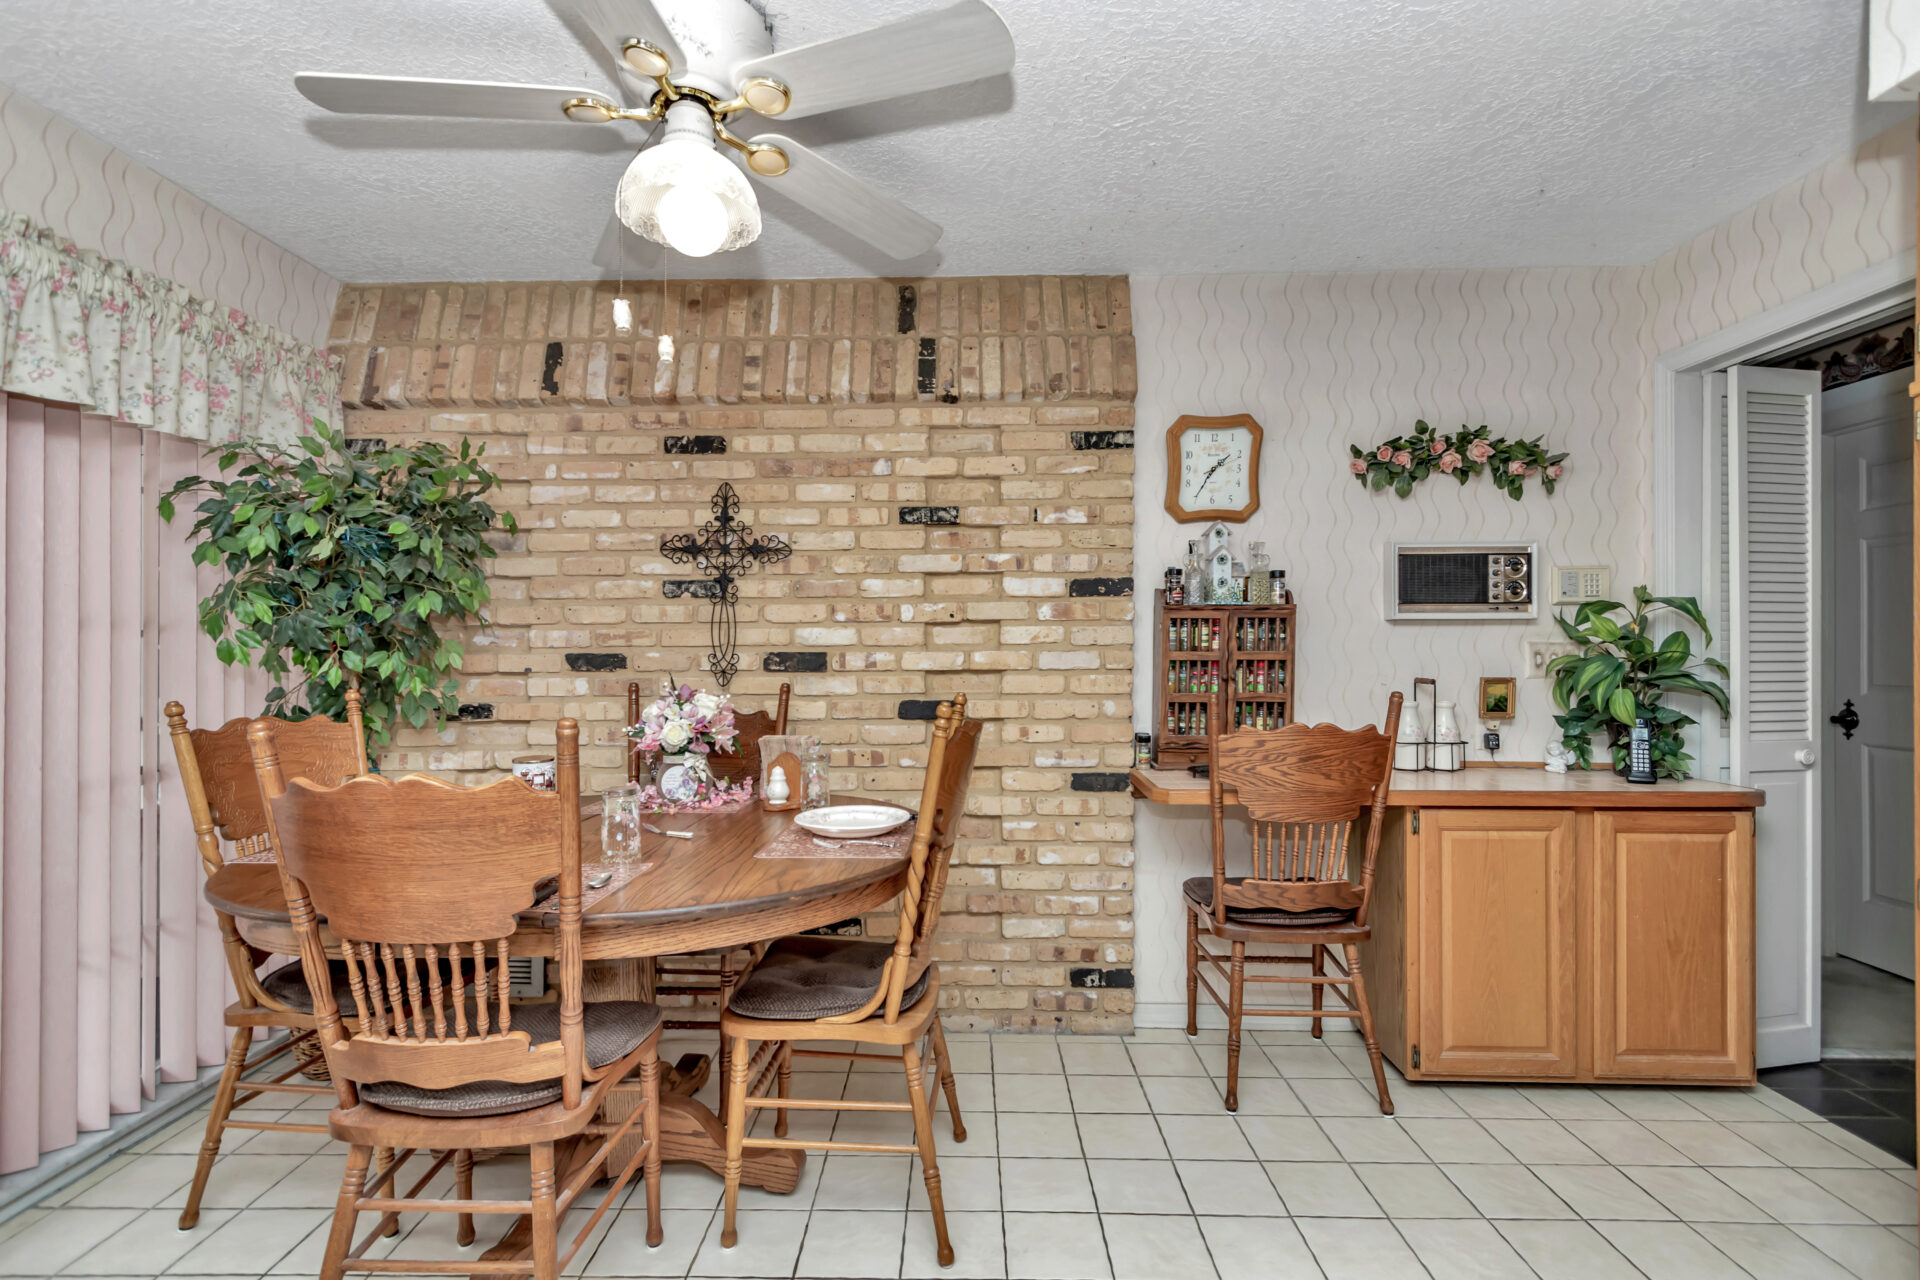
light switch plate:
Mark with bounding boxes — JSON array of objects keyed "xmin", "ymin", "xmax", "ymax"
[
  {"xmin": 1552, "ymin": 565, "xmax": 1611, "ymax": 604},
  {"xmin": 1526, "ymin": 640, "xmax": 1579, "ymax": 676}
]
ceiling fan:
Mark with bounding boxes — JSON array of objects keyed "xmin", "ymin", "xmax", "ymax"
[{"xmin": 294, "ymin": 0, "xmax": 1015, "ymax": 261}]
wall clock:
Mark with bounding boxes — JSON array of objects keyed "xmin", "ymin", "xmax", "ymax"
[{"xmin": 1165, "ymin": 413, "xmax": 1262, "ymax": 522}]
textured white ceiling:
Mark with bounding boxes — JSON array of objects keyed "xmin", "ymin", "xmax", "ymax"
[{"xmin": 0, "ymin": 0, "xmax": 1909, "ymax": 282}]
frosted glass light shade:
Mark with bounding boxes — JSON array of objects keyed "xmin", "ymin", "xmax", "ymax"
[{"xmin": 616, "ymin": 137, "xmax": 760, "ymax": 257}]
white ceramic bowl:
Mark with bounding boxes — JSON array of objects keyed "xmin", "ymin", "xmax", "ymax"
[{"xmin": 793, "ymin": 804, "xmax": 913, "ymax": 839}]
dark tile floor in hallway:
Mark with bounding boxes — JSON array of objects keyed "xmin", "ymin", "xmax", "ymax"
[{"xmin": 1759, "ymin": 1060, "xmax": 1917, "ymax": 1166}]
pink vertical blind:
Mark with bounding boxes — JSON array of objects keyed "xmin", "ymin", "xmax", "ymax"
[{"xmin": 0, "ymin": 393, "xmax": 267, "ymax": 1174}]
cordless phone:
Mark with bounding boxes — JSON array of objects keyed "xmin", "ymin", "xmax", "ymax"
[{"xmin": 1626, "ymin": 717, "xmax": 1656, "ymax": 784}]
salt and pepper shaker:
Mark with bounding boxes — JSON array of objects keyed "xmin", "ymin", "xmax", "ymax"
[{"xmin": 766, "ymin": 765, "xmax": 792, "ymax": 805}]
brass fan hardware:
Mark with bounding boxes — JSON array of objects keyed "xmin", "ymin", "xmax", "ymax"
[
  {"xmin": 744, "ymin": 145, "xmax": 790, "ymax": 177},
  {"xmin": 562, "ymin": 96, "xmax": 618, "ymax": 123},
  {"xmin": 619, "ymin": 38, "xmax": 673, "ymax": 79},
  {"xmin": 572, "ymin": 55, "xmax": 794, "ymax": 177},
  {"xmin": 736, "ymin": 77, "xmax": 792, "ymax": 117}
]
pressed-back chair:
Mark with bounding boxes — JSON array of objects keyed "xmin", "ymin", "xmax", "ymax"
[
  {"xmin": 250, "ymin": 718, "xmax": 664, "ymax": 1280},
  {"xmin": 1185, "ymin": 692, "xmax": 1402, "ymax": 1114},
  {"xmin": 628, "ymin": 679, "xmax": 791, "ymax": 1105},
  {"xmin": 165, "ymin": 692, "xmax": 369, "ymax": 1230},
  {"xmin": 719, "ymin": 694, "xmax": 981, "ymax": 1267}
]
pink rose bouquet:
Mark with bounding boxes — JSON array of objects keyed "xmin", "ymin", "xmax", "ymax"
[
  {"xmin": 627, "ymin": 683, "xmax": 739, "ymax": 758},
  {"xmin": 1351, "ymin": 420, "xmax": 1568, "ymax": 499}
]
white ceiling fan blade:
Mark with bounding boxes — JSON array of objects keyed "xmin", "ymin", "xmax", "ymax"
[
  {"xmin": 553, "ymin": 0, "xmax": 686, "ymax": 78},
  {"xmin": 732, "ymin": 0, "xmax": 1013, "ymax": 120},
  {"xmin": 295, "ymin": 73, "xmax": 615, "ymax": 121},
  {"xmin": 750, "ymin": 134, "xmax": 940, "ymax": 259}
]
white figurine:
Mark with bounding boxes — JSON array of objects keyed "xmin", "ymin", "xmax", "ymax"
[
  {"xmin": 766, "ymin": 764, "xmax": 792, "ymax": 804},
  {"xmin": 1543, "ymin": 741, "xmax": 1571, "ymax": 774}
]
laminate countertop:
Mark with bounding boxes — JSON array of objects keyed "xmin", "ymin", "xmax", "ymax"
[{"xmin": 1130, "ymin": 765, "xmax": 1765, "ymax": 809}]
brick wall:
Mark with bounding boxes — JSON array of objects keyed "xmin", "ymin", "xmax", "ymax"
[{"xmin": 330, "ymin": 276, "xmax": 1139, "ymax": 1033}]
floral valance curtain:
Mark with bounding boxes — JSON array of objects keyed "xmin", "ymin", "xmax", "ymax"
[{"xmin": 1, "ymin": 209, "xmax": 340, "ymax": 445}]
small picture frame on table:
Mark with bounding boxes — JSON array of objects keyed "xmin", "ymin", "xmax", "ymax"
[{"xmin": 1478, "ymin": 676, "xmax": 1516, "ymax": 720}]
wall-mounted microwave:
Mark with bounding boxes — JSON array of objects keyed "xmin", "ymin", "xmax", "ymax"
[{"xmin": 1386, "ymin": 543, "xmax": 1537, "ymax": 620}]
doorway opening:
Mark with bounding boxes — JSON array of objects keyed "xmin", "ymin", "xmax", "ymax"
[
  {"xmin": 1658, "ymin": 273, "xmax": 1917, "ymax": 1164},
  {"xmin": 1781, "ymin": 328, "xmax": 1915, "ymax": 1065}
]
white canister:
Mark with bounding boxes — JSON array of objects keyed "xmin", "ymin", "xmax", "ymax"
[
  {"xmin": 512, "ymin": 755, "xmax": 556, "ymax": 791},
  {"xmin": 1433, "ymin": 701, "xmax": 1462, "ymax": 742},
  {"xmin": 1394, "ymin": 699, "xmax": 1426, "ymax": 772}
]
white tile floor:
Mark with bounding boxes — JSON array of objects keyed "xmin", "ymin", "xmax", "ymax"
[{"xmin": 4, "ymin": 1026, "xmax": 1916, "ymax": 1279}]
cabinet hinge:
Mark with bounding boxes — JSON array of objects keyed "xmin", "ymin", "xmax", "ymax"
[
  {"xmin": 1411, "ymin": 1045, "xmax": 1420, "ymax": 1069},
  {"xmin": 1410, "ymin": 810, "xmax": 1420, "ymax": 835}
]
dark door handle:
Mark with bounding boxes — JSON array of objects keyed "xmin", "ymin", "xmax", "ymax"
[{"xmin": 1830, "ymin": 700, "xmax": 1860, "ymax": 739}]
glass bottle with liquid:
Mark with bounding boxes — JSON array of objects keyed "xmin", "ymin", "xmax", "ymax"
[{"xmin": 1247, "ymin": 543, "xmax": 1273, "ymax": 604}]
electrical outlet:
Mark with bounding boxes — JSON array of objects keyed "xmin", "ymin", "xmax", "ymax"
[{"xmin": 1526, "ymin": 639, "xmax": 1578, "ymax": 676}]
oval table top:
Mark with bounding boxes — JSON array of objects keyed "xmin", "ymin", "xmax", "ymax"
[{"xmin": 203, "ymin": 795, "xmax": 911, "ymax": 960}]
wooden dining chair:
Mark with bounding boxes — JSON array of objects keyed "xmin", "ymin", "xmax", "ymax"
[
  {"xmin": 718, "ymin": 695, "xmax": 980, "ymax": 1267},
  {"xmin": 1185, "ymin": 692, "xmax": 1403, "ymax": 1114},
  {"xmin": 629, "ymin": 679, "xmax": 791, "ymax": 1105},
  {"xmin": 164, "ymin": 693, "xmax": 370, "ymax": 1230},
  {"xmin": 249, "ymin": 718, "xmax": 664, "ymax": 1279},
  {"xmin": 709, "ymin": 681, "xmax": 791, "ymax": 784}
]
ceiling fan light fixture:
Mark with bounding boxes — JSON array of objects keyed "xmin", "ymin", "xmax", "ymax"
[{"xmin": 616, "ymin": 103, "xmax": 760, "ymax": 257}]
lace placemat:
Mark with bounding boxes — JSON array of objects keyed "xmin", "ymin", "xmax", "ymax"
[
  {"xmin": 532, "ymin": 861, "xmax": 650, "ymax": 911},
  {"xmin": 234, "ymin": 849, "xmax": 276, "ymax": 865},
  {"xmin": 756, "ymin": 819, "xmax": 914, "ymax": 860}
]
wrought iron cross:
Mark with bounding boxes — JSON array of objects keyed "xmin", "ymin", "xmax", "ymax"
[{"xmin": 661, "ymin": 483, "xmax": 791, "ymax": 687}]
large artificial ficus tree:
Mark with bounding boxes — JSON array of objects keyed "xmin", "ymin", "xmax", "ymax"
[{"xmin": 160, "ymin": 421, "xmax": 515, "ymax": 744}]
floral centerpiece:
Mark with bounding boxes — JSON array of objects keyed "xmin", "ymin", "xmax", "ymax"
[{"xmin": 625, "ymin": 684, "xmax": 751, "ymax": 808}]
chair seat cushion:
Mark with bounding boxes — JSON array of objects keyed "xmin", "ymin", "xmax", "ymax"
[
  {"xmin": 259, "ymin": 959, "xmax": 455, "ymax": 1015},
  {"xmin": 357, "ymin": 1000, "xmax": 661, "ymax": 1119},
  {"xmin": 726, "ymin": 936, "xmax": 933, "ymax": 1022},
  {"xmin": 1183, "ymin": 877, "xmax": 1357, "ymax": 928},
  {"xmin": 259, "ymin": 960, "xmax": 358, "ymax": 1014}
]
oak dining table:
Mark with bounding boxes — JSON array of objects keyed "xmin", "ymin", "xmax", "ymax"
[{"xmin": 201, "ymin": 791, "xmax": 910, "ymax": 1258}]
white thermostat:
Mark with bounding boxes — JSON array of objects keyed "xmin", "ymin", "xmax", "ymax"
[{"xmin": 1552, "ymin": 565, "xmax": 1611, "ymax": 604}]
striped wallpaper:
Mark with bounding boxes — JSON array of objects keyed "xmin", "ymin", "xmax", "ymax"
[
  {"xmin": 1128, "ymin": 120, "xmax": 1917, "ymax": 1022},
  {"xmin": 0, "ymin": 85, "xmax": 338, "ymax": 348}
]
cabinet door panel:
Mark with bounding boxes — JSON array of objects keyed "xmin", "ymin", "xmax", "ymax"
[
  {"xmin": 1417, "ymin": 809, "xmax": 1578, "ymax": 1077},
  {"xmin": 1592, "ymin": 810, "xmax": 1754, "ymax": 1081}
]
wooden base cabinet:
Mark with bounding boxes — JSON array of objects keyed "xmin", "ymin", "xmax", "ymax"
[
  {"xmin": 1365, "ymin": 804, "xmax": 1757, "ymax": 1087},
  {"xmin": 1591, "ymin": 810, "xmax": 1753, "ymax": 1081}
]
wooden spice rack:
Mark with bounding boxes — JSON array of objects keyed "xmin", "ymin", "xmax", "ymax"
[{"xmin": 1150, "ymin": 588, "xmax": 1297, "ymax": 767}]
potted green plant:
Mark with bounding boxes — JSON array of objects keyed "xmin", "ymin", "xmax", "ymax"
[
  {"xmin": 1548, "ymin": 587, "xmax": 1730, "ymax": 780},
  {"xmin": 160, "ymin": 421, "xmax": 516, "ymax": 745}
]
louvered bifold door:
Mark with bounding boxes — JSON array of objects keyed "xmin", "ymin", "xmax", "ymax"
[{"xmin": 1727, "ymin": 364, "xmax": 1822, "ymax": 1069}]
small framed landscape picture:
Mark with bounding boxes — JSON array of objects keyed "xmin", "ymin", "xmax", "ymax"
[{"xmin": 1479, "ymin": 676, "xmax": 1515, "ymax": 720}]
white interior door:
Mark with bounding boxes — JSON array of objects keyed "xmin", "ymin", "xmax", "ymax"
[
  {"xmin": 1822, "ymin": 371, "xmax": 1915, "ymax": 979},
  {"xmin": 1728, "ymin": 364, "xmax": 1824, "ymax": 1068}
]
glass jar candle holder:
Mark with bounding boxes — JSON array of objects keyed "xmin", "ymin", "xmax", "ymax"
[
  {"xmin": 801, "ymin": 740, "xmax": 832, "ymax": 809},
  {"xmin": 600, "ymin": 783, "xmax": 649, "ymax": 867}
]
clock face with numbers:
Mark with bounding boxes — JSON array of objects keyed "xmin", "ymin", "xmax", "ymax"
[{"xmin": 1165, "ymin": 414, "xmax": 1262, "ymax": 522}]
